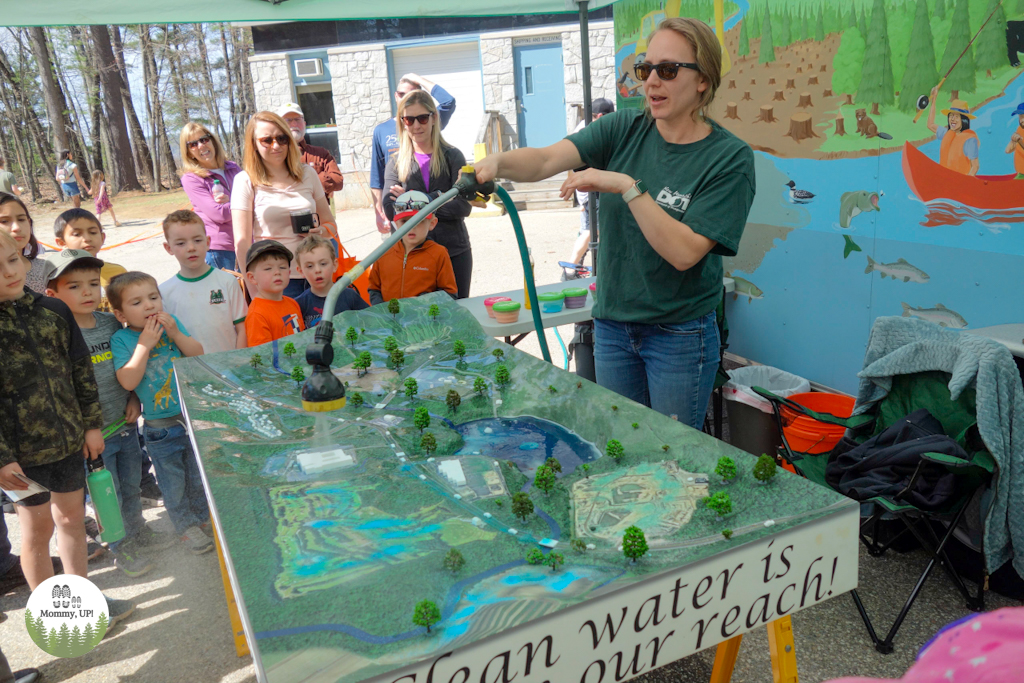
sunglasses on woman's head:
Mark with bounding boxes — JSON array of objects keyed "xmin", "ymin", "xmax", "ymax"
[
  {"xmin": 187, "ymin": 135, "xmax": 212, "ymax": 149},
  {"xmin": 401, "ymin": 113, "xmax": 433, "ymax": 126},
  {"xmin": 633, "ymin": 62, "xmax": 700, "ymax": 81},
  {"xmin": 257, "ymin": 134, "xmax": 291, "ymax": 148}
]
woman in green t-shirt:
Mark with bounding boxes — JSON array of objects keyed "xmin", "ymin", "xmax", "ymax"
[{"xmin": 475, "ymin": 17, "xmax": 755, "ymax": 429}]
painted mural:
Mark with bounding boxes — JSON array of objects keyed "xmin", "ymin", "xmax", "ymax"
[{"xmin": 614, "ymin": 0, "xmax": 1024, "ymax": 392}]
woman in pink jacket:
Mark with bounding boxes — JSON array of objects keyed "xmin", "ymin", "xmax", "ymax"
[{"xmin": 179, "ymin": 123, "xmax": 243, "ymax": 271}]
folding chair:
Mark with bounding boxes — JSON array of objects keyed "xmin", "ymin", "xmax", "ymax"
[{"xmin": 753, "ymin": 371, "xmax": 995, "ymax": 654}]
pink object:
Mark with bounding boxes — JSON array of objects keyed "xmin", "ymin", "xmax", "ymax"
[
  {"xmin": 589, "ymin": 282, "xmax": 596, "ymax": 298},
  {"xmin": 484, "ymin": 296, "xmax": 512, "ymax": 318},
  {"xmin": 824, "ymin": 607, "xmax": 1024, "ymax": 683}
]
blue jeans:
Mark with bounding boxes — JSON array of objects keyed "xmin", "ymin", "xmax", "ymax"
[
  {"xmin": 101, "ymin": 425, "xmax": 146, "ymax": 548},
  {"xmin": 143, "ymin": 422, "xmax": 209, "ymax": 535},
  {"xmin": 205, "ymin": 249, "xmax": 237, "ymax": 271},
  {"xmin": 594, "ymin": 312, "xmax": 720, "ymax": 430},
  {"xmin": 283, "ymin": 278, "xmax": 308, "ymax": 299}
]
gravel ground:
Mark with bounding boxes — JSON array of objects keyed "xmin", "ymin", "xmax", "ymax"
[{"xmin": 2, "ymin": 206, "xmax": 1018, "ymax": 682}]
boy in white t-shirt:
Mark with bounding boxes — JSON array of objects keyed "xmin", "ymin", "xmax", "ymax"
[{"xmin": 160, "ymin": 210, "xmax": 247, "ymax": 353}]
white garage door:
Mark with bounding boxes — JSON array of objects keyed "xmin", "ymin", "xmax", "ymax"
[{"xmin": 390, "ymin": 41, "xmax": 484, "ymax": 164}]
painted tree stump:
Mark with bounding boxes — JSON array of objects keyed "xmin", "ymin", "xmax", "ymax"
[
  {"xmin": 725, "ymin": 102, "xmax": 740, "ymax": 120},
  {"xmin": 835, "ymin": 116, "xmax": 846, "ymax": 136},
  {"xmin": 751, "ymin": 78, "xmax": 757, "ymax": 85},
  {"xmin": 785, "ymin": 113, "xmax": 818, "ymax": 142},
  {"xmin": 870, "ymin": 102, "xmax": 880, "ymax": 115},
  {"xmin": 823, "ymin": 88, "xmax": 834, "ymax": 97},
  {"xmin": 786, "ymin": 78, "xmax": 796, "ymax": 90},
  {"xmin": 773, "ymin": 89, "xmax": 786, "ymax": 101},
  {"xmin": 796, "ymin": 66, "xmax": 803, "ymax": 73},
  {"xmin": 728, "ymin": 79, "xmax": 736, "ymax": 89},
  {"xmin": 742, "ymin": 90, "xmax": 753, "ymax": 101},
  {"xmin": 808, "ymin": 76, "xmax": 819, "ymax": 85},
  {"xmin": 756, "ymin": 105, "xmax": 777, "ymax": 123},
  {"xmin": 808, "ymin": 63, "xmax": 814, "ymax": 69},
  {"xmin": 821, "ymin": 64, "xmax": 827, "ymax": 72},
  {"xmin": 768, "ymin": 77, "xmax": 776, "ymax": 85},
  {"xmin": 844, "ymin": 93, "xmax": 854, "ymax": 105},
  {"xmin": 798, "ymin": 92, "xmax": 814, "ymax": 108}
]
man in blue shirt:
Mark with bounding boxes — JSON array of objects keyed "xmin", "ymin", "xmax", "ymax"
[{"xmin": 370, "ymin": 73, "xmax": 456, "ymax": 236}]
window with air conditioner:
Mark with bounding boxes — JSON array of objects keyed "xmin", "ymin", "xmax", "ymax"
[{"xmin": 294, "ymin": 58, "xmax": 324, "ymax": 78}]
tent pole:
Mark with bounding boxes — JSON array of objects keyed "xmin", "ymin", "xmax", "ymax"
[{"xmin": 578, "ymin": 0, "xmax": 598, "ymax": 278}]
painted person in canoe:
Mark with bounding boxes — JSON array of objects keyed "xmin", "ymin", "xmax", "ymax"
[
  {"xmin": 925, "ymin": 86, "xmax": 980, "ymax": 177},
  {"xmin": 1005, "ymin": 102, "xmax": 1024, "ymax": 180}
]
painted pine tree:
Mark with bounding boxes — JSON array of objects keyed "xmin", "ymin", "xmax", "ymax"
[
  {"xmin": 82, "ymin": 623, "xmax": 95, "ymax": 651},
  {"xmin": 94, "ymin": 612, "xmax": 109, "ymax": 644},
  {"xmin": 57, "ymin": 623, "xmax": 72, "ymax": 657},
  {"xmin": 858, "ymin": 0, "xmax": 896, "ymax": 110},
  {"xmin": 738, "ymin": 15, "xmax": 750, "ymax": 59},
  {"xmin": 899, "ymin": 0, "xmax": 939, "ymax": 111},
  {"xmin": 847, "ymin": 4, "xmax": 858, "ymax": 30},
  {"xmin": 24, "ymin": 609, "xmax": 41, "ymax": 646},
  {"xmin": 817, "ymin": 5, "xmax": 827, "ymax": 41},
  {"xmin": 939, "ymin": 0, "xmax": 977, "ymax": 98},
  {"xmin": 779, "ymin": 7, "xmax": 792, "ymax": 46},
  {"xmin": 48, "ymin": 628, "xmax": 59, "ymax": 654},
  {"xmin": 70, "ymin": 625, "xmax": 86, "ymax": 656},
  {"xmin": 858, "ymin": 7, "xmax": 868, "ymax": 38},
  {"xmin": 801, "ymin": 11, "xmax": 810, "ymax": 41},
  {"xmin": 934, "ymin": 0, "xmax": 947, "ymax": 21},
  {"xmin": 974, "ymin": 0, "xmax": 1008, "ymax": 78},
  {"xmin": 759, "ymin": 9, "xmax": 777, "ymax": 64}
]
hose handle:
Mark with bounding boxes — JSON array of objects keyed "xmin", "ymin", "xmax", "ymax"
[{"xmin": 456, "ymin": 166, "xmax": 495, "ymax": 200}]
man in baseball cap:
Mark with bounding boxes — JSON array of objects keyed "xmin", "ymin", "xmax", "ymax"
[
  {"xmin": 1007, "ymin": 102, "xmax": 1024, "ymax": 178},
  {"xmin": 276, "ymin": 102, "xmax": 344, "ymax": 201}
]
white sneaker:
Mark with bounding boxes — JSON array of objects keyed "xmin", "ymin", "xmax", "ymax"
[{"xmin": 181, "ymin": 526, "xmax": 213, "ymax": 555}]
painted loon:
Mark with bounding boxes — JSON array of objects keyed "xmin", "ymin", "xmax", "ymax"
[{"xmin": 785, "ymin": 180, "xmax": 815, "ymax": 203}]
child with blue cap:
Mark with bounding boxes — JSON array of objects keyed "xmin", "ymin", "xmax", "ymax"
[{"xmin": 1006, "ymin": 102, "xmax": 1024, "ymax": 179}]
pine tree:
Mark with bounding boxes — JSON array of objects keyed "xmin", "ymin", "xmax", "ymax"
[
  {"xmin": 48, "ymin": 628, "xmax": 59, "ymax": 654},
  {"xmin": 94, "ymin": 612, "xmax": 109, "ymax": 643},
  {"xmin": 70, "ymin": 625, "xmax": 85, "ymax": 656},
  {"xmin": 939, "ymin": 0, "xmax": 977, "ymax": 97},
  {"xmin": 857, "ymin": 0, "xmax": 896, "ymax": 109},
  {"xmin": 858, "ymin": 6, "xmax": 868, "ymax": 37},
  {"xmin": 974, "ymin": 0, "xmax": 1008, "ymax": 77},
  {"xmin": 899, "ymin": 0, "xmax": 939, "ymax": 111},
  {"xmin": 57, "ymin": 623, "xmax": 72, "ymax": 657},
  {"xmin": 82, "ymin": 622, "xmax": 95, "ymax": 651},
  {"xmin": 847, "ymin": 4, "xmax": 858, "ymax": 30},
  {"xmin": 934, "ymin": 0, "xmax": 947, "ymax": 20},
  {"xmin": 801, "ymin": 10, "xmax": 810, "ymax": 42},
  {"xmin": 759, "ymin": 9, "xmax": 776, "ymax": 64},
  {"xmin": 738, "ymin": 15, "xmax": 750, "ymax": 58},
  {"xmin": 24, "ymin": 609, "xmax": 39, "ymax": 643},
  {"xmin": 833, "ymin": 22, "xmax": 867, "ymax": 95},
  {"xmin": 779, "ymin": 7, "xmax": 792, "ymax": 46},
  {"xmin": 817, "ymin": 6, "xmax": 827, "ymax": 41}
]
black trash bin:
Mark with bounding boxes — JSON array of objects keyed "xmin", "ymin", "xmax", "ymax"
[{"xmin": 723, "ymin": 366, "xmax": 809, "ymax": 457}]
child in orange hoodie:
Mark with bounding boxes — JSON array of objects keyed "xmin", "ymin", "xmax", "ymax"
[{"xmin": 368, "ymin": 190, "xmax": 457, "ymax": 305}]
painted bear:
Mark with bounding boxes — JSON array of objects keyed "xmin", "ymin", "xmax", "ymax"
[{"xmin": 1009, "ymin": 21, "xmax": 1024, "ymax": 68}]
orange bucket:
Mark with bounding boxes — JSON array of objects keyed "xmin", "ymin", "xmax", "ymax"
[{"xmin": 780, "ymin": 392, "xmax": 856, "ymax": 455}]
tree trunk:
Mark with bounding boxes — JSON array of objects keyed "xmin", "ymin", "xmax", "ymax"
[
  {"xmin": 870, "ymin": 102, "xmax": 880, "ymax": 115},
  {"xmin": 69, "ymin": 26, "xmax": 106, "ymax": 172},
  {"xmin": 194, "ymin": 24, "xmax": 230, "ymax": 146},
  {"xmin": 834, "ymin": 116, "xmax": 846, "ymax": 136},
  {"xmin": 727, "ymin": 79, "xmax": 736, "ymax": 89},
  {"xmin": 786, "ymin": 78, "xmax": 796, "ymax": 89},
  {"xmin": 231, "ymin": 27, "xmax": 256, "ymax": 122},
  {"xmin": 89, "ymin": 25, "xmax": 143, "ymax": 192},
  {"xmin": 844, "ymin": 93, "xmax": 854, "ymax": 105},
  {"xmin": 27, "ymin": 27, "xmax": 71, "ymax": 155},
  {"xmin": 785, "ymin": 113, "xmax": 818, "ymax": 142},
  {"xmin": 742, "ymin": 90, "xmax": 753, "ymax": 101},
  {"xmin": 0, "ymin": 45, "xmax": 63, "ymax": 198},
  {"xmin": 773, "ymin": 89, "xmax": 786, "ymax": 101},
  {"xmin": 750, "ymin": 78, "xmax": 757, "ymax": 85},
  {"xmin": 951, "ymin": 90, "xmax": 959, "ymax": 100},
  {"xmin": 823, "ymin": 88, "xmax": 833, "ymax": 97},
  {"xmin": 166, "ymin": 28, "xmax": 191, "ymax": 126},
  {"xmin": 219, "ymin": 24, "xmax": 242, "ymax": 159},
  {"xmin": 798, "ymin": 92, "xmax": 814, "ymax": 108},
  {"xmin": 50, "ymin": 31, "xmax": 92, "ymax": 174},
  {"xmin": 755, "ymin": 105, "xmax": 776, "ymax": 123},
  {"xmin": 0, "ymin": 84, "xmax": 39, "ymax": 199},
  {"xmin": 111, "ymin": 26, "xmax": 155, "ymax": 190},
  {"xmin": 808, "ymin": 75, "xmax": 819, "ymax": 85},
  {"xmin": 725, "ymin": 102, "xmax": 740, "ymax": 120},
  {"xmin": 768, "ymin": 77, "xmax": 776, "ymax": 85},
  {"xmin": 796, "ymin": 66, "xmax": 803, "ymax": 73}
]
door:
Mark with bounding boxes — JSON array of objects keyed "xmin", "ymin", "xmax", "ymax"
[
  {"xmin": 513, "ymin": 41, "xmax": 566, "ymax": 148},
  {"xmin": 390, "ymin": 42, "xmax": 485, "ymax": 162}
]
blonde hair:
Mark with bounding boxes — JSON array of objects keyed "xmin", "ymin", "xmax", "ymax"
[
  {"xmin": 646, "ymin": 17, "xmax": 722, "ymax": 122},
  {"xmin": 90, "ymin": 169, "xmax": 104, "ymax": 189},
  {"xmin": 106, "ymin": 272, "xmax": 159, "ymax": 311},
  {"xmin": 395, "ymin": 91, "xmax": 451, "ymax": 184},
  {"xmin": 179, "ymin": 122, "xmax": 228, "ymax": 178},
  {"xmin": 242, "ymin": 112, "xmax": 303, "ymax": 186},
  {"xmin": 296, "ymin": 234, "xmax": 336, "ymax": 259},
  {"xmin": 0, "ymin": 227, "xmax": 21, "ymax": 256}
]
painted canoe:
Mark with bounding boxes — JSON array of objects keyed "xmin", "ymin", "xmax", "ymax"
[{"xmin": 902, "ymin": 141, "xmax": 1023, "ymax": 210}]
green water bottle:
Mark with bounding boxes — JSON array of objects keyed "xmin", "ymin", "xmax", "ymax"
[{"xmin": 86, "ymin": 458, "xmax": 125, "ymax": 544}]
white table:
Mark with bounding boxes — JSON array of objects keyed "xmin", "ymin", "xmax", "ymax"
[
  {"xmin": 965, "ymin": 324, "xmax": 1024, "ymax": 358},
  {"xmin": 458, "ymin": 276, "xmax": 735, "ymax": 345}
]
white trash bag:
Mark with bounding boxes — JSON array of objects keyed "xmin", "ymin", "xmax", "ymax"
[{"xmin": 723, "ymin": 366, "xmax": 810, "ymax": 415}]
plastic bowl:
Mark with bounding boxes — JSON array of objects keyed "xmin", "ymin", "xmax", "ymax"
[
  {"xmin": 538, "ymin": 291, "xmax": 565, "ymax": 313},
  {"xmin": 589, "ymin": 281, "xmax": 596, "ymax": 302},
  {"xmin": 484, "ymin": 296, "xmax": 512, "ymax": 318},
  {"xmin": 562, "ymin": 287, "xmax": 589, "ymax": 309},
  {"xmin": 492, "ymin": 300, "xmax": 521, "ymax": 324}
]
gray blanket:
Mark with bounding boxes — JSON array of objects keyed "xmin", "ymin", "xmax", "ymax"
[{"xmin": 854, "ymin": 316, "xmax": 1024, "ymax": 575}]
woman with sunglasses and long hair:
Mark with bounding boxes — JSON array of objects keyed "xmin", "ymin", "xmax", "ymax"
[
  {"xmin": 475, "ymin": 18, "xmax": 754, "ymax": 430},
  {"xmin": 382, "ymin": 90, "xmax": 473, "ymax": 298},
  {"xmin": 179, "ymin": 123, "xmax": 243, "ymax": 270},
  {"xmin": 231, "ymin": 111, "xmax": 335, "ymax": 297}
]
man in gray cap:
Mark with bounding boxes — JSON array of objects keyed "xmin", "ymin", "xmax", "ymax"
[
  {"xmin": 565, "ymin": 98, "xmax": 615, "ymax": 278},
  {"xmin": 278, "ymin": 103, "xmax": 344, "ymax": 201}
]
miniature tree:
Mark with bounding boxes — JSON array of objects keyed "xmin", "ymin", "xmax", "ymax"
[
  {"xmin": 495, "ymin": 364, "xmax": 511, "ymax": 388},
  {"xmin": 388, "ymin": 298, "xmax": 401, "ymax": 321},
  {"xmin": 384, "ymin": 336, "xmax": 399, "ymax": 353},
  {"xmin": 511, "ymin": 492, "xmax": 534, "ymax": 522},
  {"xmin": 632, "ymin": 422, "xmax": 639, "ymax": 430},
  {"xmin": 443, "ymin": 549, "xmax": 465, "ymax": 574},
  {"xmin": 737, "ymin": 12, "xmax": 750, "ymax": 59},
  {"xmin": 751, "ymin": 455, "xmax": 776, "ymax": 484},
  {"xmin": 404, "ymin": 377, "xmax": 418, "ymax": 399},
  {"xmin": 494, "ymin": 498, "xmax": 503, "ymax": 508},
  {"xmin": 290, "ymin": 365, "xmax": 305, "ymax": 388},
  {"xmin": 570, "ymin": 539, "xmax": 587, "ymax": 553},
  {"xmin": 715, "ymin": 456, "xmax": 738, "ymax": 482},
  {"xmin": 546, "ymin": 552, "xmax": 564, "ymax": 572},
  {"xmin": 473, "ymin": 377, "xmax": 487, "ymax": 397},
  {"xmin": 492, "ymin": 348, "xmax": 504, "ymax": 362},
  {"xmin": 414, "ymin": 406, "xmax": 430, "ymax": 434},
  {"xmin": 622, "ymin": 526, "xmax": 649, "ymax": 563},
  {"xmin": 250, "ymin": 353, "xmax": 263, "ymax": 370},
  {"xmin": 759, "ymin": 9, "xmax": 776, "ymax": 65},
  {"xmin": 353, "ymin": 351, "xmax": 372, "ymax": 376},
  {"xmin": 581, "ymin": 463, "xmax": 591, "ymax": 478},
  {"xmin": 412, "ymin": 599, "xmax": 440, "ymax": 633},
  {"xmin": 544, "ymin": 457, "xmax": 561, "ymax": 474},
  {"xmin": 282, "ymin": 342, "xmax": 296, "ymax": 359},
  {"xmin": 548, "ymin": 385, "xmax": 557, "ymax": 394},
  {"xmin": 706, "ymin": 491, "xmax": 733, "ymax": 518},
  {"xmin": 611, "ymin": 405, "xmax": 618, "ymax": 411},
  {"xmin": 428, "ymin": 303, "xmax": 440, "ymax": 320},
  {"xmin": 421, "ymin": 431, "xmax": 437, "ymax": 456},
  {"xmin": 662, "ymin": 445, "xmax": 670, "ymax": 452},
  {"xmin": 722, "ymin": 528, "xmax": 734, "ymax": 540},
  {"xmin": 390, "ymin": 348, "xmax": 405, "ymax": 372},
  {"xmin": 345, "ymin": 326, "xmax": 358, "ymax": 347},
  {"xmin": 533, "ymin": 465, "xmax": 555, "ymax": 495},
  {"xmin": 526, "ymin": 548, "xmax": 545, "ymax": 565},
  {"xmin": 446, "ymin": 389, "xmax": 461, "ymax": 414},
  {"xmin": 350, "ymin": 392, "xmax": 364, "ymax": 408},
  {"xmin": 606, "ymin": 439, "xmax": 624, "ymax": 462},
  {"xmin": 453, "ymin": 340, "xmax": 466, "ymax": 361}
]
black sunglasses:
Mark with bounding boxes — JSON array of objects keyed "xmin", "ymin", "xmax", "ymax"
[
  {"xmin": 634, "ymin": 62, "xmax": 700, "ymax": 81},
  {"xmin": 401, "ymin": 113, "xmax": 433, "ymax": 126},
  {"xmin": 257, "ymin": 134, "xmax": 291, "ymax": 148},
  {"xmin": 187, "ymin": 135, "xmax": 212, "ymax": 149}
]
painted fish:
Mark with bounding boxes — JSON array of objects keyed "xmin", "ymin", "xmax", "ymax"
[
  {"xmin": 729, "ymin": 275, "xmax": 764, "ymax": 302},
  {"xmin": 843, "ymin": 235, "xmax": 862, "ymax": 259},
  {"xmin": 839, "ymin": 191, "xmax": 881, "ymax": 228},
  {"xmin": 901, "ymin": 303, "xmax": 968, "ymax": 329},
  {"xmin": 866, "ymin": 256, "xmax": 930, "ymax": 283}
]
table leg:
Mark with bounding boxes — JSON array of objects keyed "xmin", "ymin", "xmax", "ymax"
[
  {"xmin": 710, "ymin": 633, "xmax": 743, "ymax": 683},
  {"xmin": 506, "ymin": 333, "xmax": 530, "ymax": 346},
  {"xmin": 212, "ymin": 518, "xmax": 250, "ymax": 657},
  {"xmin": 767, "ymin": 615, "xmax": 799, "ymax": 683}
]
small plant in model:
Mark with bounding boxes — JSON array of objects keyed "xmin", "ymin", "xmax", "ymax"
[
  {"xmin": 412, "ymin": 599, "xmax": 440, "ymax": 633},
  {"xmin": 715, "ymin": 456, "xmax": 738, "ymax": 482},
  {"xmin": 611, "ymin": 405, "xmax": 618, "ymax": 411},
  {"xmin": 622, "ymin": 526, "xmax": 648, "ymax": 563},
  {"xmin": 420, "ymin": 431, "xmax": 437, "ymax": 456},
  {"xmin": 290, "ymin": 365, "xmax": 305, "ymax": 387},
  {"xmin": 492, "ymin": 348, "xmax": 504, "ymax": 361},
  {"xmin": 526, "ymin": 548, "xmax": 545, "ymax": 565},
  {"xmin": 570, "ymin": 539, "xmax": 587, "ymax": 553},
  {"xmin": 495, "ymin": 364, "xmax": 511, "ymax": 388},
  {"xmin": 453, "ymin": 340, "xmax": 466, "ymax": 361},
  {"xmin": 446, "ymin": 389, "xmax": 461, "ymax": 414},
  {"xmin": 511, "ymin": 492, "xmax": 534, "ymax": 522},
  {"xmin": 706, "ymin": 491, "xmax": 733, "ymax": 518},
  {"xmin": 494, "ymin": 498, "xmax": 503, "ymax": 508},
  {"xmin": 414, "ymin": 406, "xmax": 430, "ymax": 433},
  {"xmin": 606, "ymin": 439, "xmax": 624, "ymax": 462},
  {"xmin": 722, "ymin": 528, "xmax": 733, "ymax": 540},
  {"xmin": 753, "ymin": 454, "xmax": 778, "ymax": 484},
  {"xmin": 443, "ymin": 549, "xmax": 465, "ymax": 574},
  {"xmin": 390, "ymin": 349, "xmax": 405, "ymax": 372},
  {"xmin": 546, "ymin": 552, "xmax": 564, "ymax": 572},
  {"xmin": 354, "ymin": 351, "xmax": 372, "ymax": 376},
  {"xmin": 473, "ymin": 377, "xmax": 487, "ymax": 397},
  {"xmin": 388, "ymin": 298, "xmax": 401, "ymax": 321},
  {"xmin": 349, "ymin": 392, "xmax": 364, "ymax": 408},
  {"xmin": 662, "ymin": 444, "xmax": 670, "ymax": 452},
  {"xmin": 581, "ymin": 463, "xmax": 591, "ymax": 478},
  {"xmin": 282, "ymin": 342, "xmax": 296, "ymax": 359},
  {"xmin": 544, "ymin": 457, "xmax": 562, "ymax": 474},
  {"xmin": 632, "ymin": 422, "xmax": 639, "ymax": 430},
  {"xmin": 548, "ymin": 385, "xmax": 557, "ymax": 393},
  {"xmin": 428, "ymin": 304, "xmax": 440, "ymax": 320},
  {"xmin": 533, "ymin": 465, "xmax": 555, "ymax": 494},
  {"xmin": 383, "ymin": 336, "xmax": 399, "ymax": 353},
  {"xmin": 250, "ymin": 353, "xmax": 263, "ymax": 370},
  {"xmin": 576, "ymin": 381, "xmax": 582, "ymax": 389},
  {"xmin": 404, "ymin": 377, "xmax": 418, "ymax": 399},
  {"xmin": 345, "ymin": 326, "xmax": 358, "ymax": 347}
]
